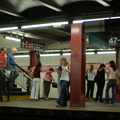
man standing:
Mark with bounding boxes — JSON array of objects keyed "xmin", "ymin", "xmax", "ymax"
[
  {"xmin": 7, "ymin": 47, "xmax": 19, "ymax": 87},
  {"xmin": 0, "ymin": 47, "xmax": 7, "ymax": 90}
]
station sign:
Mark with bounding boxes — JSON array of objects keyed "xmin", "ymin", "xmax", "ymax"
[
  {"xmin": 21, "ymin": 40, "xmax": 45, "ymax": 51},
  {"xmin": 109, "ymin": 37, "xmax": 120, "ymax": 47}
]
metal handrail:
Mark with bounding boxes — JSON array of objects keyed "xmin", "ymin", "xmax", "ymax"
[
  {"xmin": 16, "ymin": 64, "xmax": 32, "ymax": 80},
  {"xmin": 0, "ymin": 70, "xmax": 10, "ymax": 101},
  {"xmin": 16, "ymin": 64, "xmax": 32, "ymax": 92}
]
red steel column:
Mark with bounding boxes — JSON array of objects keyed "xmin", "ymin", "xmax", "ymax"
[
  {"xmin": 70, "ymin": 24, "xmax": 86, "ymax": 107},
  {"xmin": 30, "ymin": 51, "xmax": 40, "ymax": 67},
  {"xmin": 116, "ymin": 48, "xmax": 120, "ymax": 101}
]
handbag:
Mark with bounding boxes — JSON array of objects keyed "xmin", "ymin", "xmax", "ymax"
[
  {"xmin": 52, "ymin": 82, "xmax": 57, "ymax": 88},
  {"xmin": 43, "ymin": 76, "xmax": 50, "ymax": 82}
]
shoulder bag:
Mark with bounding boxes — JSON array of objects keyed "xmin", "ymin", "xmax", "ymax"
[{"xmin": 43, "ymin": 76, "xmax": 50, "ymax": 82}]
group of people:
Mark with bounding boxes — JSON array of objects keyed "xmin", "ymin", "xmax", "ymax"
[
  {"xmin": 0, "ymin": 47, "xmax": 19, "ymax": 90},
  {"xmin": 86, "ymin": 60, "xmax": 120, "ymax": 104},
  {"xmin": 1, "ymin": 47, "xmax": 118, "ymax": 105},
  {"xmin": 29, "ymin": 57, "xmax": 70, "ymax": 107}
]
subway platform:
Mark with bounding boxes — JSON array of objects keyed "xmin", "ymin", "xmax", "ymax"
[{"xmin": 0, "ymin": 99, "xmax": 120, "ymax": 120}]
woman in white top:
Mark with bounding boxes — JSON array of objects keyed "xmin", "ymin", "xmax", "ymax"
[
  {"xmin": 105, "ymin": 60, "xmax": 120, "ymax": 104},
  {"xmin": 86, "ymin": 65, "xmax": 95, "ymax": 102},
  {"xmin": 56, "ymin": 57, "xmax": 70, "ymax": 107}
]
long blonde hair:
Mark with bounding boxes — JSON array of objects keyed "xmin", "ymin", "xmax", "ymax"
[
  {"xmin": 89, "ymin": 65, "xmax": 94, "ymax": 71},
  {"xmin": 60, "ymin": 57, "xmax": 69, "ymax": 66}
]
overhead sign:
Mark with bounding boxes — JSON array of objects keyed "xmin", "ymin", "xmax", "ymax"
[
  {"xmin": 109, "ymin": 37, "xmax": 120, "ymax": 47},
  {"xmin": 34, "ymin": 43, "xmax": 45, "ymax": 52},
  {"xmin": 21, "ymin": 40, "xmax": 45, "ymax": 51}
]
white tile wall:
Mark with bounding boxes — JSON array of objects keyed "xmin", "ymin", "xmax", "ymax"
[{"xmin": 16, "ymin": 54, "xmax": 116, "ymax": 99}]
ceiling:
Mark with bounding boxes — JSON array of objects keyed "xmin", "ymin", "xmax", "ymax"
[{"xmin": 0, "ymin": 0, "xmax": 120, "ymax": 53}]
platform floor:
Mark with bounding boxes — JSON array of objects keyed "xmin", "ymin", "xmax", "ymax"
[{"xmin": 0, "ymin": 99, "xmax": 120, "ymax": 112}]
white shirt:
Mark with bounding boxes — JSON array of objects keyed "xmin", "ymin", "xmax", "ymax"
[
  {"xmin": 60, "ymin": 66, "xmax": 69, "ymax": 81},
  {"xmin": 88, "ymin": 72, "xmax": 95, "ymax": 81}
]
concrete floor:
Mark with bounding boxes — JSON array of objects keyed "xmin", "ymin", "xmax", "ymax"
[{"xmin": 0, "ymin": 99, "xmax": 120, "ymax": 112}]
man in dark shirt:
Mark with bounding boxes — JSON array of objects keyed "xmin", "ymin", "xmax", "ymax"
[{"xmin": 7, "ymin": 47, "xmax": 19, "ymax": 87}]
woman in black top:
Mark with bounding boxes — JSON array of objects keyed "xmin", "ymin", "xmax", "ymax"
[{"xmin": 95, "ymin": 64, "xmax": 107, "ymax": 102}]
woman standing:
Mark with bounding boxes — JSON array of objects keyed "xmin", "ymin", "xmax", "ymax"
[
  {"xmin": 95, "ymin": 63, "xmax": 107, "ymax": 102},
  {"xmin": 30, "ymin": 60, "xmax": 42, "ymax": 101},
  {"xmin": 43, "ymin": 68, "xmax": 55, "ymax": 100},
  {"xmin": 105, "ymin": 60, "xmax": 120, "ymax": 104},
  {"xmin": 56, "ymin": 57, "xmax": 70, "ymax": 107},
  {"xmin": 86, "ymin": 65, "xmax": 95, "ymax": 102}
]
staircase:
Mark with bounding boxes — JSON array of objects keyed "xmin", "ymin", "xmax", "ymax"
[
  {"xmin": 2, "ymin": 84, "xmax": 30, "ymax": 101},
  {"xmin": 1, "ymin": 65, "xmax": 31, "ymax": 101}
]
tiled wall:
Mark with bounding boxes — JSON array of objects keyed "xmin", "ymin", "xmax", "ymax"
[{"xmin": 16, "ymin": 54, "xmax": 116, "ymax": 99}]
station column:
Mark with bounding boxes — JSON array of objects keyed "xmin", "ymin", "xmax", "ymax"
[
  {"xmin": 30, "ymin": 51, "xmax": 40, "ymax": 67},
  {"xmin": 116, "ymin": 47, "xmax": 120, "ymax": 101},
  {"xmin": 70, "ymin": 24, "xmax": 86, "ymax": 107}
]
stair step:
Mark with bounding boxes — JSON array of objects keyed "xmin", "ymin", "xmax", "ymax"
[
  {"xmin": 2, "ymin": 95, "xmax": 30, "ymax": 101},
  {"xmin": 6, "ymin": 88, "xmax": 22, "ymax": 91},
  {"xmin": 3, "ymin": 91, "xmax": 27, "ymax": 95}
]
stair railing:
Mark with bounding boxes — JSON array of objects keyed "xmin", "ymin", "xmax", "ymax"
[
  {"xmin": 0, "ymin": 70, "xmax": 10, "ymax": 101},
  {"xmin": 16, "ymin": 64, "xmax": 32, "ymax": 92}
]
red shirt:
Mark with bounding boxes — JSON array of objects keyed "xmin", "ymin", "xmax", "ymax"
[
  {"xmin": 0, "ymin": 53, "xmax": 7, "ymax": 67},
  {"xmin": 46, "ymin": 72, "xmax": 53, "ymax": 83},
  {"xmin": 34, "ymin": 67, "xmax": 41, "ymax": 78}
]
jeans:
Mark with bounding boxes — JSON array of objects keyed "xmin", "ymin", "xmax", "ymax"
[
  {"xmin": 0, "ymin": 67, "xmax": 5, "ymax": 90},
  {"xmin": 9, "ymin": 65, "xmax": 19, "ymax": 86},
  {"xmin": 105, "ymin": 79, "xmax": 116, "ymax": 103},
  {"xmin": 57, "ymin": 80, "xmax": 69, "ymax": 106}
]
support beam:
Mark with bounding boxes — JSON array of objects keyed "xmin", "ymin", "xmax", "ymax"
[
  {"xmin": 70, "ymin": 24, "xmax": 86, "ymax": 107},
  {"xmin": 30, "ymin": 51, "xmax": 40, "ymax": 67},
  {"xmin": 116, "ymin": 47, "xmax": 120, "ymax": 102}
]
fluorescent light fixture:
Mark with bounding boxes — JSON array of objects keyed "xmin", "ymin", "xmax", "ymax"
[
  {"xmin": 63, "ymin": 53, "xmax": 71, "ymax": 56},
  {"xmin": 5, "ymin": 36, "xmax": 21, "ymax": 42},
  {"xmin": 22, "ymin": 22, "xmax": 68, "ymax": 29},
  {"xmin": 111, "ymin": 16, "xmax": 120, "ymax": 20},
  {"xmin": 73, "ymin": 20, "xmax": 83, "ymax": 24},
  {"xmin": 97, "ymin": 51, "xmax": 116, "ymax": 54},
  {"xmin": 73, "ymin": 17, "xmax": 109, "ymax": 24},
  {"xmin": 0, "ymin": 27, "xmax": 18, "ymax": 32},
  {"xmin": 95, "ymin": 0, "xmax": 110, "ymax": 7},
  {"xmin": 14, "ymin": 55, "xmax": 30, "ymax": 58},
  {"xmin": 40, "ymin": 54, "xmax": 60, "ymax": 57},
  {"xmin": 16, "ymin": 51, "xmax": 29, "ymax": 53},
  {"xmin": 86, "ymin": 52, "xmax": 95, "ymax": 55}
]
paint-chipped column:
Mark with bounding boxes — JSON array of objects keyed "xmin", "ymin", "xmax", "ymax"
[
  {"xmin": 116, "ymin": 47, "xmax": 120, "ymax": 101},
  {"xmin": 70, "ymin": 24, "xmax": 86, "ymax": 107},
  {"xmin": 30, "ymin": 51, "xmax": 40, "ymax": 67}
]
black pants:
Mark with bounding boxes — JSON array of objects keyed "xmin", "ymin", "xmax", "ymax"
[
  {"xmin": 95, "ymin": 82, "xmax": 105, "ymax": 102},
  {"xmin": 86, "ymin": 81, "xmax": 94, "ymax": 99},
  {"xmin": 44, "ymin": 81, "xmax": 50, "ymax": 97}
]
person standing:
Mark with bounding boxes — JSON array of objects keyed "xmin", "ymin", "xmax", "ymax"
[
  {"xmin": 86, "ymin": 65, "xmax": 95, "ymax": 102},
  {"xmin": 43, "ymin": 68, "xmax": 55, "ymax": 100},
  {"xmin": 56, "ymin": 57, "xmax": 70, "ymax": 107},
  {"xmin": 7, "ymin": 47, "xmax": 19, "ymax": 88},
  {"xmin": 0, "ymin": 47, "xmax": 7, "ymax": 90},
  {"xmin": 95, "ymin": 63, "xmax": 107, "ymax": 102},
  {"xmin": 30, "ymin": 60, "xmax": 42, "ymax": 101},
  {"xmin": 105, "ymin": 60, "xmax": 120, "ymax": 104}
]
